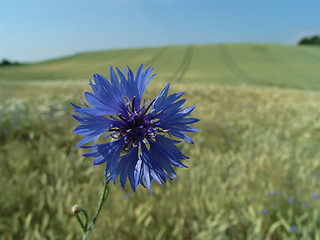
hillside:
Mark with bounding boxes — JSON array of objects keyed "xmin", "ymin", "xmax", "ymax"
[
  {"xmin": 1, "ymin": 44, "xmax": 320, "ymax": 89},
  {"xmin": 2, "ymin": 44, "xmax": 320, "ymax": 239}
]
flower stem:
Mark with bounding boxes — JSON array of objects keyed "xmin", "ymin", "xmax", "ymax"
[
  {"xmin": 74, "ymin": 180, "xmax": 110, "ymax": 240},
  {"xmin": 74, "ymin": 214, "xmax": 86, "ymax": 233}
]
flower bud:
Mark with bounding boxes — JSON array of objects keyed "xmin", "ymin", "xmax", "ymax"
[{"xmin": 71, "ymin": 205, "xmax": 81, "ymax": 215}]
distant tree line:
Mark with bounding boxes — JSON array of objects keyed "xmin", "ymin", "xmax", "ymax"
[
  {"xmin": 298, "ymin": 35, "xmax": 320, "ymax": 46},
  {"xmin": 0, "ymin": 58, "xmax": 20, "ymax": 66}
]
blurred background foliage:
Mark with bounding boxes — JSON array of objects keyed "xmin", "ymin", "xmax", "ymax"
[{"xmin": 1, "ymin": 74, "xmax": 320, "ymax": 239}]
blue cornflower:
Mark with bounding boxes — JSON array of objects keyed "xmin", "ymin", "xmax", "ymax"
[
  {"xmin": 262, "ymin": 209, "xmax": 268, "ymax": 215},
  {"xmin": 311, "ymin": 193, "xmax": 319, "ymax": 199},
  {"xmin": 290, "ymin": 226, "xmax": 297, "ymax": 232},
  {"xmin": 124, "ymin": 192, "xmax": 131, "ymax": 199},
  {"xmin": 72, "ymin": 64, "xmax": 199, "ymax": 191},
  {"xmin": 288, "ymin": 198, "xmax": 295, "ymax": 204},
  {"xmin": 273, "ymin": 190, "xmax": 280, "ymax": 195}
]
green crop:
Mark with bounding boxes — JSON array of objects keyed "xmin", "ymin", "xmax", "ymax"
[{"xmin": 1, "ymin": 80, "xmax": 320, "ymax": 239}]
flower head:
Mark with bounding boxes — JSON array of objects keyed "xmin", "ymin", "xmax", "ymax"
[
  {"xmin": 72, "ymin": 64, "xmax": 199, "ymax": 191},
  {"xmin": 288, "ymin": 198, "xmax": 295, "ymax": 204},
  {"xmin": 290, "ymin": 226, "xmax": 297, "ymax": 232}
]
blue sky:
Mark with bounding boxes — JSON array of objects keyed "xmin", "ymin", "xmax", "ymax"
[{"xmin": 1, "ymin": 0, "xmax": 319, "ymax": 62}]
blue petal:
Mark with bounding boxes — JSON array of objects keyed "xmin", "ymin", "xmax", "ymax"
[
  {"xmin": 149, "ymin": 135, "xmax": 188, "ymax": 167},
  {"xmin": 76, "ymin": 132, "xmax": 103, "ymax": 148},
  {"xmin": 115, "ymin": 146, "xmax": 139, "ymax": 190},
  {"xmin": 139, "ymin": 142, "xmax": 169, "ymax": 189},
  {"xmin": 170, "ymin": 130, "xmax": 195, "ymax": 144},
  {"xmin": 95, "ymin": 139, "xmax": 124, "ymax": 165},
  {"xmin": 80, "ymin": 139, "xmax": 124, "ymax": 167}
]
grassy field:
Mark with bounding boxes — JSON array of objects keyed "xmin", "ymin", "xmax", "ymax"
[
  {"xmin": 1, "ymin": 43, "xmax": 320, "ymax": 89},
  {"xmin": 1, "ymin": 44, "xmax": 320, "ymax": 239}
]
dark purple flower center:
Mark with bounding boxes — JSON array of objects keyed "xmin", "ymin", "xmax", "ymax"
[
  {"xmin": 120, "ymin": 111, "xmax": 155, "ymax": 146},
  {"xmin": 107, "ymin": 97, "xmax": 167, "ymax": 152}
]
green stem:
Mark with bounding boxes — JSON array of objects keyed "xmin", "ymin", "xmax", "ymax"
[
  {"xmin": 72, "ymin": 205, "xmax": 89, "ymax": 233},
  {"xmin": 74, "ymin": 214, "xmax": 86, "ymax": 233},
  {"xmin": 82, "ymin": 180, "xmax": 110, "ymax": 240}
]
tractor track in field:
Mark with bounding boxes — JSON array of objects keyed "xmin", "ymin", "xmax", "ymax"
[
  {"xmin": 170, "ymin": 45, "xmax": 194, "ymax": 82},
  {"xmin": 262, "ymin": 47, "xmax": 318, "ymax": 80},
  {"xmin": 219, "ymin": 45, "xmax": 256, "ymax": 84},
  {"xmin": 145, "ymin": 46, "xmax": 170, "ymax": 66},
  {"xmin": 294, "ymin": 47, "xmax": 320, "ymax": 62}
]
